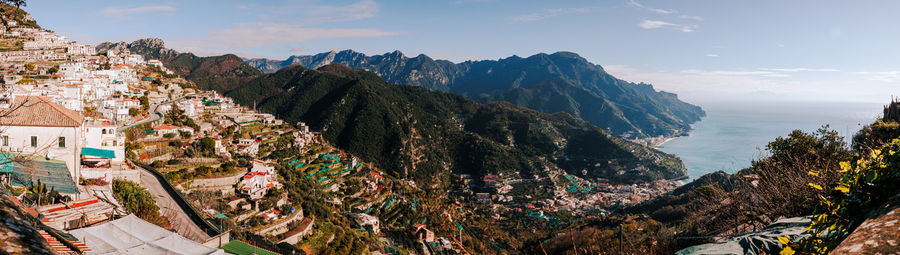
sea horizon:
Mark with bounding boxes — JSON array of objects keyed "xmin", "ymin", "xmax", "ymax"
[{"xmin": 658, "ymin": 100, "xmax": 884, "ymax": 182}]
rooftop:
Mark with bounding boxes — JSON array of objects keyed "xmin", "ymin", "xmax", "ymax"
[{"xmin": 0, "ymin": 96, "xmax": 83, "ymax": 127}]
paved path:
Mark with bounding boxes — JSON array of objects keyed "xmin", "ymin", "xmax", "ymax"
[{"xmin": 138, "ymin": 165, "xmax": 211, "ymax": 242}]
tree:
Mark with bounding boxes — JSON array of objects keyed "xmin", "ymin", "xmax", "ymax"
[
  {"xmin": 1, "ymin": 0, "xmax": 25, "ymax": 7},
  {"xmin": 198, "ymin": 137, "xmax": 216, "ymax": 154},
  {"xmin": 112, "ymin": 179, "xmax": 168, "ymax": 227},
  {"xmin": 128, "ymin": 107, "xmax": 141, "ymax": 117},
  {"xmin": 139, "ymin": 96, "xmax": 150, "ymax": 110}
]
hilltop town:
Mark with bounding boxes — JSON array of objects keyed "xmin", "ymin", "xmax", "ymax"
[{"xmin": 0, "ymin": 11, "xmax": 685, "ymax": 255}]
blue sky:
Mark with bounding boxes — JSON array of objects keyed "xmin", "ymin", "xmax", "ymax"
[{"xmin": 23, "ymin": 0, "xmax": 900, "ymax": 103}]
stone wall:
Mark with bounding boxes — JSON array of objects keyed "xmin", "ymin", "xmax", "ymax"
[
  {"xmin": 187, "ymin": 170, "xmax": 247, "ymax": 195},
  {"xmin": 833, "ymin": 193, "xmax": 900, "ymax": 254},
  {"xmin": 253, "ymin": 208, "xmax": 304, "ymax": 236}
]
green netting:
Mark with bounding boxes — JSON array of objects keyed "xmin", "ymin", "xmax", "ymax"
[
  {"xmin": 221, "ymin": 240, "xmax": 279, "ymax": 255},
  {"xmin": 8, "ymin": 158, "xmax": 78, "ymax": 194},
  {"xmin": 0, "ymin": 153, "xmax": 13, "ymax": 173}
]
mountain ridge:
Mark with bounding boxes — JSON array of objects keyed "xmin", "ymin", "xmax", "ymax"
[
  {"xmin": 247, "ymin": 49, "xmax": 705, "ymax": 140},
  {"xmin": 225, "ymin": 63, "xmax": 688, "ymax": 186}
]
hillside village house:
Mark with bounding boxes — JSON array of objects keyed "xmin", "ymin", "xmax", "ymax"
[
  {"xmin": 82, "ymin": 118, "xmax": 125, "ymax": 162},
  {"xmin": 153, "ymin": 124, "xmax": 193, "ymax": 136},
  {"xmin": 0, "ymin": 96, "xmax": 84, "ymax": 196},
  {"xmin": 238, "ymin": 160, "xmax": 282, "ymax": 200}
]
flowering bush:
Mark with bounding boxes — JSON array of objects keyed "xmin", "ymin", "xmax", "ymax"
[{"xmin": 784, "ymin": 138, "xmax": 900, "ymax": 254}]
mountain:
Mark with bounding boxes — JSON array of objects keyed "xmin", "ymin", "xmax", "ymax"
[
  {"xmin": 94, "ymin": 39, "xmax": 263, "ymax": 92},
  {"xmin": 96, "ymin": 38, "xmax": 178, "ymax": 61},
  {"xmin": 95, "ymin": 39, "xmax": 688, "ymax": 185},
  {"xmin": 225, "ymin": 63, "xmax": 687, "ymax": 186},
  {"xmin": 247, "ymin": 50, "xmax": 705, "ymax": 140},
  {"xmin": 161, "ymin": 53, "xmax": 263, "ymax": 91}
]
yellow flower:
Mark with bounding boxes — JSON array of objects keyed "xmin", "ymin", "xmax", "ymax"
[
  {"xmin": 780, "ymin": 246, "xmax": 796, "ymax": 255},
  {"xmin": 834, "ymin": 185, "xmax": 849, "ymax": 193},
  {"xmin": 778, "ymin": 236, "xmax": 791, "ymax": 245},
  {"xmin": 808, "ymin": 183, "xmax": 823, "ymax": 190},
  {"xmin": 808, "ymin": 171, "xmax": 820, "ymax": 177}
]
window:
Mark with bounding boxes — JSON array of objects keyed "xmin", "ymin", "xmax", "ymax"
[
  {"xmin": 30, "ymin": 136, "xmax": 37, "ymax": 147},
  {"xmin": 58, "ymin": 137, "xmax": 65, "ymax": 148},
  {"xmin": 1, "ymin": 136, "xmax": 6, "ymax": 146},
  {"xmin": 102, "ymin": 129, "xmax": 107, "ymax": 134}
]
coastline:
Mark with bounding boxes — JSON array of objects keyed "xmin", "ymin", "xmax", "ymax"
[{"xmin": 653, "ymin": 137, "xmax": 677, "ymax": 148}]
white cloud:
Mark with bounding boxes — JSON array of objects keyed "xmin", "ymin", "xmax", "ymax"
[
  {"xmin": 101, "ymin": 5, "xmax": 176, "ymax": 16},
  {"xmin": 252, "ymin": 0, "xmax": 380, "ymax": 23},
  {"xmin": 303, "ymin": 0, "xmax": 379, "ymax": 22},
  {"xmin": 679, "ymin": 15, "xmax": 704, "ymax": 21},
  {"xmin": 605, "ymin": 65, "xmax": 788, "ymax": 102},
  {"xmin": 627, "ymin": 0, "xmax": 675, "ymax": 14},
  {"xmin": 450, "ymin": 0, "xmax": 496, "ymax": 4},
  {"xmin": 637, "ymin": 20, "xmax": 697, "ymax": 32},
  {"xmin": 289, "ymin": 46, "xmax": 306, "ymax": 53},
  {"xmin": 680, "ymin": 70, "xmax": 778, "ymax": 76},
  {"xmin": 854, "ymin": 71, "xmax": 900, "ymax": 83},
  {"xmin": 604, "ymin": 65, "xmax": 888, "ymax": 103},
  {"xmin": 511, "ymin": 8, "xmax": 590, "ymax": 23},
  {"xmin": 705, "ymin": 54, "xmax": 719, "ymax": 57},
  {"xmin": 168, "ymin": 22, "xmax": 400, "ymax": 57},
  {"xmin": 759, "ymin": 68, "xmax": 840, "ymax": 72}
]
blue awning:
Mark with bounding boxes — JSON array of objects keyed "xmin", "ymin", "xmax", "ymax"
[{"xmin": 81, "ymin": 147, "xmax": 116, "ymax": 159}]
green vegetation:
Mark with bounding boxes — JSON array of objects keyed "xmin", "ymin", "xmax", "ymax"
[
  {"xmin": 532, "ymin": 126, "xmax": 853, "ymax": 254},
  {"xmin": 784, "ymin": 102, "xmax": 900, "ymax": 253},
  {"xmin": 0, "ymin": 1, "xmax": 39, "ymax": 29},
  {"xmin": 19, "ymin": 180, "xmax": 70, "ymax": 206},
  {"xmin": 164, "ymin": 162, "xmax": 241, "ymax": 184},
  {"xmin": 222, "ymin": 64, "xmax": 685, "ymax": 191},
  {"xmin": 112, "ymin": 179, "xmax": 168, "ymax": 227},
  {"xmin": 163, "ymin": 105, "xmax": 199, "ymax": 131}
]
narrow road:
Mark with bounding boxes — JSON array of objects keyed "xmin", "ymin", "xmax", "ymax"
[{"xmin": 138, "ymin": 165, "xmax": 211, "ymax": 242}]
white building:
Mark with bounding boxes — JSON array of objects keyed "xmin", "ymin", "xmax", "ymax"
[
  {"xmin": 82, "ymin": 118, "xmax": 125, "ymax": 162},
  {"xmin": 177, "ymin": 99, "xmax": 203, "ymax": 117},
  {"xmin": 238, "ymin": 160, "xmax": 281, "ymax": 200},
  {"xmin": 153, "ymin": 124, "xmax": 193, "ymax": 136},
  {"xmin": 0, "ymin": 96, "xmax": 83, "ymax": 190}
]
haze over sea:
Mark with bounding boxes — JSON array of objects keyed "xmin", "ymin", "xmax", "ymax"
[{"xmin": 658, "ymin": 101, "xmax": 884, "ymax": 182}]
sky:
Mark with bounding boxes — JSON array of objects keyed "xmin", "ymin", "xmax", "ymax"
[{"xmin": 22, "ymin": 0, "xmax": 900, "ymax": 104}]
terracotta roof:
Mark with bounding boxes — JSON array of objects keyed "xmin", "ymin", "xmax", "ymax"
[
  {"xmin": 153, "ymin": 124, "xmax": 187, "ymax": 130},
  {"xmin": 0, "ymin": 96, "xmax": 84, "ymax": 127}
]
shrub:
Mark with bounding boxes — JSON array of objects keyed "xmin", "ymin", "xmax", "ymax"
[
  {"xmin": 787, "ymin": 138, "xmax": 900, "ymax": 254},
  {"xmin": 80, "ymin": 177, "xmax": 109, "ymax": 186},
  {"xmin": 150, "ymin": 160, "xmax": 166, "ymax": 168},
  {"xmin": 112, "ymin": 179, "xmax": 168, "ymax": 227}
]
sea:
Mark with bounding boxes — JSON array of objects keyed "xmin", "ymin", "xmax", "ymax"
[{"xmin": 657, "ymin": 101, "xmax": 885, "ymax": 182}]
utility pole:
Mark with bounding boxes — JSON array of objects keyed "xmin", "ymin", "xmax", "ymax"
[{"xmin": 618, "ymin": 225, "xmax": 624, "ymax": 254}]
